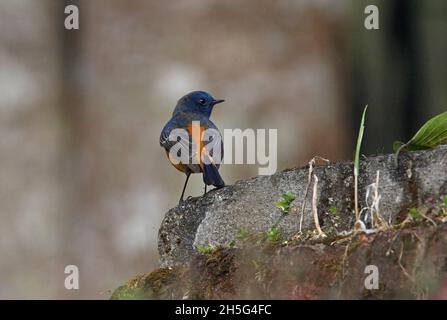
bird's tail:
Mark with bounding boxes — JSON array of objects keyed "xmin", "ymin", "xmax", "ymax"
[{"xmin": 203, "ymin": 164, "xmax": 225, "ymax": 188}]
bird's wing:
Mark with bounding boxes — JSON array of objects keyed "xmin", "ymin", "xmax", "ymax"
[
  {"xmin": 206, "ymin": 119, "xmax": 224, "ymax": 166},
  {"xmin": 161, "ymin": 118, "xmax": 203, "ymax": 173},
  {"xmin": 160, "ymin": 117, "xmax": 223, "ymax": 171},
  {"xmin": 160, "ymin": 121, "xmax": 189, "ymax": 151},
  {"xmin": 196, "ymin": 118, "xmax": 224, "ymax": 169},
  {"xmin": 159, "ymin": 121, "xmax": 174, "ymax": 148},
  {"xmin": 196, "ymin": 119, "xmax": 225, "ymax": 186}
]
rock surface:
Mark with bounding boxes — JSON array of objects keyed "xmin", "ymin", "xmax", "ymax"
[
  {"xmin": 158, "ymin": 146, "xmax": 447, "ymax": 267},
  {"xmin": 114, "ymin": 222, "xmax": 447, "ymax": 299}
]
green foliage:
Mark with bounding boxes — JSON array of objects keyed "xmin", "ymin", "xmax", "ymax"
[
  {"xmin": 329, "ymin": 206, "xmax": 337, "ymax": 215},
  {"xmin": 354, "ymin": 106, "xmax": 368, "ymax": 175},
  {"xmin": 393, "ymin": 111, "xmax": 447, "ymax": 152},
  {"xmin": 265, "ymin": 192, "xmax": 297, "ymax": 242},
  {"xmin": 436, "ymin": 195, "xmax": 447, "ymax": 213},
  {"xmin": 282, "ymin": 191, "xmax": 296, "ymax": 202},
  {"xmin": 409, "ymin": 207, "xmax": 422, "ymax": 222},
  {"xmin": 196, "ymin": 245, "xmax": 215, "ymax": 254},
  {"xmin": 354, "ymin": 106, "xmax": 368, "ymax": 221},
  {"xmin": 267, "ymin": 227, "xmax": 280, "ymax": 241},
  {"xmin": 275, "ymin": 191, "xmax": 296, "ymax": 214},
  {"xmin": 440, "ymin": 196, "xmax": 447, "ymax": 217},
  {"xmin": 111, "ymin": 286, "xmax": 145, "ymax": 300},
  {"xmin": 269, "ymin": 192, "xmax": 296, "ymax": 241},
  {"xmin": 228, "ymin": 228, "xmax": 252, "ymax": 248},
  {"xmin": 237, "ymin": 227, "xmax": 250, "ymax": 240}
]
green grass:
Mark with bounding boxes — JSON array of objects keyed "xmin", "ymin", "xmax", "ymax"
[
  {"xmin": 354, "ymin": 106, "xmax": 368, "ymax": 221},
  {"xmin": 237, "ymin": 227, "xmax": 251, "ymax": 240},
  {"xmin": 409, "ymin": 208, "xmax": 422, "ymax": 222},
  {"xmin": 196, "ymin": 245, "xmax": 215, "ymax": 254},
  {"xmin": 329, "ymin": 206, "xmax": 337, "ymax": 215},
  {"xmin": 267, "ymin": 227, "xmax": 280, "ymax": 241}
]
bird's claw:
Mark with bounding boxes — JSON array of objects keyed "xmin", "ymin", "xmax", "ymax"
[{"xmin": 178, "ymin": 195, "xmax": 193, "ymax": 205}]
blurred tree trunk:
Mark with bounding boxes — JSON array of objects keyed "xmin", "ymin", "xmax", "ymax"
[
  {"xmin": 57, "ymin": 0, "xmax": 124, "ymax": 298},
  {"xmin": 348, "ymin": 0, "xmax": 447, "ymax": 154}
]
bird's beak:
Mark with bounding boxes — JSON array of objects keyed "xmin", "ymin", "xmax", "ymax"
[{"xmin": 212, "ymin": 99, "xmax": 225, "ymax": 105}]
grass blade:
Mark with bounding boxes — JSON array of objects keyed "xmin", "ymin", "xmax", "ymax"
[{"xmin": 354, "ymin": 105, "xmax": 368, "ymax": 221}]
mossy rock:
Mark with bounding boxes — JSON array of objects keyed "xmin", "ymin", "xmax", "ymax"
[{"xmin": 111, "ymin": 267, "xmax": 185, "ymax": 300}]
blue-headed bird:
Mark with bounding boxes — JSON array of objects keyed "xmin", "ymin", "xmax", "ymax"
[{"xmin": 160, "ymin": 91, "xmax": 225, "ymax": 203}]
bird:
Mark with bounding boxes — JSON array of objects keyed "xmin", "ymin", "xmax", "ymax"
[{"xmin": 160, "ymin": 91, "xmax": 226, "ymax": 204}]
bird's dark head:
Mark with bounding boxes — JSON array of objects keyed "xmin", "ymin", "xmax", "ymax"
[{"xmin": 173, "ymin": 91, "xmax": 225, "ymax": 118}]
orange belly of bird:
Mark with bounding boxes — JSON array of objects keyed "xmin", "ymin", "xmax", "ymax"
[{"xmin": 166, "ymin": 123, "xmax": 207, "ymax": 173}]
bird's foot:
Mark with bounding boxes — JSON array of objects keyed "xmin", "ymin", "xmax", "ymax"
[{"xmin": 178, "ymin": 195, "xmax": 193, "ymax": 205}]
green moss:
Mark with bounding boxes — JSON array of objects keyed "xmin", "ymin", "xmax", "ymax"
[
  {"xmin": 329, "ymin": 206, "xmax": 338, "ymax": 215},
  {"xmin": 409, "ymin": 207, "xmax": 422, "ymax": 222},
  {"xmin": 196, "ymin": 245, "xmax": 216, "ymax": 254},
  {"xmin": 236, "ymin": 227, "xmax": 251, "ymax": 240},
  {"xmin": 110, "ymin": 267, "xmax": 183, "ymax": 300},
  {"xmin": 267, "ymin": 227, "xmax": 281, "ymax": 242}
]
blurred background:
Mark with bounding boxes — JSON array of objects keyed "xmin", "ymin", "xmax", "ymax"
[{"xmin": 0, "ymin": 0, "xmax": 446, "ymax": 299}]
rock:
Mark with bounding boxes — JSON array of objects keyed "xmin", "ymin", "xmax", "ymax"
[
  {"xmin": 115, "ymin": 222, "xmax": 447, "ymax": 299},
  {"xmin": 158, "ymin": 145, "xmax": 447, "ymax": 267}
]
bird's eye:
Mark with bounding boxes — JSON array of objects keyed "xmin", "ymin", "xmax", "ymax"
[{"xmin": 198, "ymin": 98, "xmax": 207, "ymax": 105}]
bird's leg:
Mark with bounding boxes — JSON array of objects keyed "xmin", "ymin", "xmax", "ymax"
[
  {"xmin": 203, "ymin": 184, "xmax": 207, "ymax": 195},
  {"xmin": 179, "ymin": 172, "xmax": 191, "ymax": 204}
]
